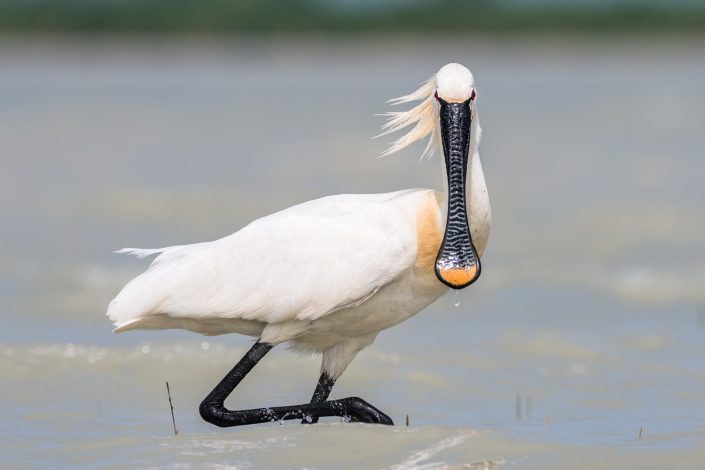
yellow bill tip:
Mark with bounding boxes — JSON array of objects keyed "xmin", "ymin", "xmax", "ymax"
[{"xmin": 438, "ymin": 265, "xmax": 479, "ymax": 288}]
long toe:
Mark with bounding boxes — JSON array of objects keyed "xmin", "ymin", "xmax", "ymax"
[{"xmin": 345, "ymin": 397, "xmax": 394, "ymax": 425}]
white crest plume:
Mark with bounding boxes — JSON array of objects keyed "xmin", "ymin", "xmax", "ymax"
[{"xmin": 378, "ymin": 76, "xmax": 440, "ymax": 160}]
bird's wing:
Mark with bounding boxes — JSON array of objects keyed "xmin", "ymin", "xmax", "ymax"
[{"xmin": 108, "ymin": 191, "xmax": 423, "ymax": 327}]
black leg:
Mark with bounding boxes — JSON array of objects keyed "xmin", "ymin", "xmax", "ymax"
[
  {"xmin": 301, "ymin": 372, "xmax": 336, "ymax": 424},
  {"xmin": 199, "ymin": 341, "xmax": 394, "ymax": 427}
]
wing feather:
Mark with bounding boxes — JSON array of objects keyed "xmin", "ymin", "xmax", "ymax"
[{"xmin": 107, "ymin": 191, "xmax": 421, "ymax": 330}]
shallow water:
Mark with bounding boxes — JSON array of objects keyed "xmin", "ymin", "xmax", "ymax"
[{"xmin": 1, "ymin": 35, "xmax": 705, "ymax": 468}]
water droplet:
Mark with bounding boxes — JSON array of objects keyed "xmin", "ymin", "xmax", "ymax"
[{"xmin": 453, "ymin": 289, "xmax": 460, "ymax": 307}]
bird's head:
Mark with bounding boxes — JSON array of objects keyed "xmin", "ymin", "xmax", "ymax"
[
  {"xmin": 435, "ymin": 63, "xmax": 476, "ymax": 103},
  {"xmin": 379, "ymin": 63, "xmax": 481, "ymax": 289}
]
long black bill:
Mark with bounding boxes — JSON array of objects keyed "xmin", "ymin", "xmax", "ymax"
[{"xmin": 434, "ymin": 97, "xmax": 481, "ymax": 289}]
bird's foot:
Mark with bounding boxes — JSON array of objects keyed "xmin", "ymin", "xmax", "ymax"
[{"xmin": 342, "ymin": 397, "xmax": 394, "ymax": 425}]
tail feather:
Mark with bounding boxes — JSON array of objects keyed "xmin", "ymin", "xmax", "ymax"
[
  {"xmin": 114, "ymin": 247, "xmax": 166, "ymax": 259},
  {"xmin": 108, "ymin": 242, "xmax": 207, "ymax": 326}
]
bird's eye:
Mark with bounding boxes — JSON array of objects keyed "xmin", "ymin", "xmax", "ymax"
[
  {"xmin": 434, "ymin": 91, "xmax": 439, "ymax": 101},
  {"xmin": 470, "ymin": 90, "xmax": 477, "ymax": 101}
]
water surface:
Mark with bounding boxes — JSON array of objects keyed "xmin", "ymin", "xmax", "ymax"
[{"xmin": 1, "ymin": 35, "xmax": 705, "ymax": 468}]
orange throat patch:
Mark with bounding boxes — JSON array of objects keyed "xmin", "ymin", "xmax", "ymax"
[{"xmin": 414, "ymin": 192, "xmax": 444, "ymax": 275}]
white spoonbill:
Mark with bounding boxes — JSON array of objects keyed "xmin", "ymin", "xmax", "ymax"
[{"xmin": 107, "ymin": 62, "xmax": 491, "ymax": 426}]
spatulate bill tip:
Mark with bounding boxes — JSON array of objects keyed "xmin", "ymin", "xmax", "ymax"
[{"xmin": 435, "ymin": 261, "xmax": 481, "ymax": 289}]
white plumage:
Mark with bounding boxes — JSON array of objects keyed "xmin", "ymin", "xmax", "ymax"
[{"xmin": 107, "ymin": 63, "xmax": 491, "ymax": 380}]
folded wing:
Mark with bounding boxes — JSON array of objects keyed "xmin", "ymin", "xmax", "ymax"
[{"xmin": 107, "ymin": 192, "xmax": 419, "ymax": 331}]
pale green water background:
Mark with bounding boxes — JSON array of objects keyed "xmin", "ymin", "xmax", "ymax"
[{"xmin": 1, "ymin": 36, "xmax": 705, "ymax": 468}]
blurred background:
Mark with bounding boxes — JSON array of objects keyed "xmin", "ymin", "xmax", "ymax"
[{"xmin": 1, "ymin": 1, "xmax": 704, "ymax": 468}]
